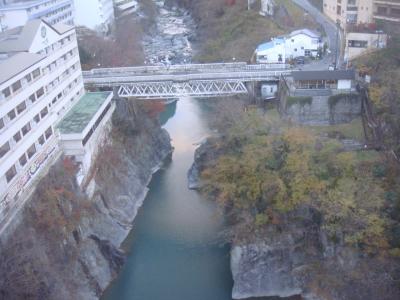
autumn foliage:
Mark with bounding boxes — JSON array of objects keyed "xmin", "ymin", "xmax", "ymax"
[{"xmin": 201, "ymin": 110, "xmax": 400, "ymax": 253}]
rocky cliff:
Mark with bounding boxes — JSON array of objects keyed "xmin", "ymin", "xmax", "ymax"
[
  {"xmin": 0, "ymin": 99, "xmax": 172, "ymax": 300},
  {"xmin": 190, "ymin": 138, "xmax": 400, "ymax": 300}
]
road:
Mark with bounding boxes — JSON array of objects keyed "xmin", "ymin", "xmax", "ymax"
[{"xmin": 290, "ymin": 0, "xmax": 344, "ymax": 70}]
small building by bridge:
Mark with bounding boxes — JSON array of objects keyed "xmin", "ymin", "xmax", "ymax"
[
  {"xmin": 291, "ymin": 70, "xmax": 355, "ymax": 91},
  {"xmin": 281, "ymin": 69, "xmax": 360, "ymax": 126},
  {"xmin": 57, "ymin": 92, "xmax": 115, "ymax": 179}
]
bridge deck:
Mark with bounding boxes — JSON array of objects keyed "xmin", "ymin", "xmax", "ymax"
[{"xmin": 82, "ymin": 62, "xmax": 294, "ymax": 98}]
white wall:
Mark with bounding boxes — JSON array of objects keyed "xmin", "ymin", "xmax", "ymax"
[
  {"xmin": 338, "ymin": 79, "xmax": 352, "ymax": 90},
  {"xmin": 285, "ymin": 33, "xmax": 320, "ymax": 58},
  {"xmin": 0, "ymin": 22, "xmax": 83, "ymax": 203},
  {"xmin": 345, "ymin": 31, "xmax": 388, "ymax": 60},
  {"xmin": 261, "ymin": 83, "xmax": 278, "ymax": 99},
  {"xmin": 256, "ymin": 41, "xmax": 286, "ymax": 63}
]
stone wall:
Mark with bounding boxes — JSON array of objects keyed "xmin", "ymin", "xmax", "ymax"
[{"xmin": 284, "ymin": 93, "xmax": 361, "ymax": 125}]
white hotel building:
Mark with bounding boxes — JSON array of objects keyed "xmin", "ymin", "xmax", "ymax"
[
  {"xmin": 0, "ymin": 0, "xmax": 74, "ymax": 32},
  {"xmin": 0, "ymin": 19, "xmax": 115, "ymax": 229},
  {"xmin": 73, "ymin": 0, "xmax": 115, "ymax": 33},
  {"xmin": 0, "ymin": 19, "xmax": 84, "ymax": 224}
]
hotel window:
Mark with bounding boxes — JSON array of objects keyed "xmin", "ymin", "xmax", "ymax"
[
  {"xmin": 40, "ymin": 107, "xmax": 48, "ymax": 118},
  {"xmin": 13, "ymin": 132, "xmax": 21, "ymax": 143},
  {"xmin": 19, "ymin": 154, "xmax": 27, "ymax": 167},
  {"xmin": 29, "ymin": 94, "xmax": 36, "ymax": 104},
  {"xmin": 8, "ymin": 109, "xmax": 16, "ymax": 121},
  {"xmin": 38, "ymin": 135, "xmax": 45, "ymax": 146},
  {"xmin": 27, "ymin": 144, "xmax": 36, "ymax": 159},
  {"xmin": 36, "ymin": 87, "xmax": 45, "ymax": 99},
  {"xmin": 6, "ymin": 165, "xmax": 17, "ymax": 183},
  {"xmin": 16, "ymin": 101, "xmax": 27, "ymax": 114},
  {"xmin": 22, "ymin": 122, "xmax": 31, "ymax": 136},
  {"xmin": 0, "ymin": 118, "xmax": 4, "ymax": 130},
  {"xmin": 0, "ymin": 142, "xmax": 10, "ymax": 158},
  {"xmin": 2, "ymin": 87, "xmax": 11, "ymax": 98},
  {"xmin": 34, "ymin": 114, "xmax": 40, "ymax": 124},
  {"xmin": 25, "ymin": 73, "xmax": 32, "ymax": 83},
  {"xmin": 32, "ymin": 68, "xmax": 41, "ymax": 79},
  {"xmin": 11, "ymin": 80, "xmax": 22, "ymax": 93},
  {"xmin": 45, "ymin": 127, "xmax": 53, "ymax": 139}
]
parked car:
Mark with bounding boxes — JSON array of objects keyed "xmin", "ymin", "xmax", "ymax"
[{"xmin": 294, "ymin": 56, "xmax": 305, "ymax": 64}]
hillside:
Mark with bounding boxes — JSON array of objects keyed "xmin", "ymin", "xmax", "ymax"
[
  {"xmin": 355, "ymin": 33, "xmax": 400, "ymax": 159},
  {"xmin": 170, "ymin": 0, "xmax": 320, "ymax": 62}
]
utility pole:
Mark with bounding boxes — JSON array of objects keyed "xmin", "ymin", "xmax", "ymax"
[{"xmin": 334, "ymin": 20, "xmax": 340, "ymax": 69}]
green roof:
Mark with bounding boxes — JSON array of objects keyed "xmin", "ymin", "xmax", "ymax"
[{"xmin": 58, "ymin": 92, "xmax": 112, "ymax": 134}]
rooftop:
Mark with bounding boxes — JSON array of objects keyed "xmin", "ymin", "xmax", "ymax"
[
  {"xmin": 0, "ymin": 52, "xmax": 45, "ymax": 85},
  {"xmin": 292, "ymin": 70, "xmax": 356, "ymax": 81},
  {"xmin": 0, "ymin": 0, "xmax": 67, "ymax": 10},
  {"xmin": 257, "ymin": 37, "xmax": 285, "ymax": 52},
  {"xmin": 0, "ymin": 19, "xmax": 42, "ymax": 53},
  {"xmin": 58, "ymin": 92, "xmax": 113, "ymax": 135},
  {"xmin": 289, "ymin": 28, "xmax": 321, "ymax": 38},
  {"xmin": 52, "ymin": 22, "xmax": 74, "ymax": 34},
  {"xmin": 0, "ymin": 19, "xmax": 73, "ymax": 53},
  {"xmin": 257, "ymin": 41, "xmax": 275, "ymax": 52}
]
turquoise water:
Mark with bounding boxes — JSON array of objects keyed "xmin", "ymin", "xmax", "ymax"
[{"xmin": 102, "ymin": 98, "xmax": 233, "ymax": 300}]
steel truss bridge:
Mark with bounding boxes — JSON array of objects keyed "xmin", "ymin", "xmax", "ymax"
[{"xmin": 82, "ymin": 62, "xmax": 293, "ymax": 99}]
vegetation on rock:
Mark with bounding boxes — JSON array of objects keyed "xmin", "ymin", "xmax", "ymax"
[
  {"xmin": 201, "ymin": 109, "xmax": 400, "ymax": 255},
  {"xmin": 355, "ymin": 33, "xmax": 400, "ymax": 158}
]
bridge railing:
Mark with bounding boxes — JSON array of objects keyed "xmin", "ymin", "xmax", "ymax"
[
  {"xmin": 82, "ymin": 62, "xmax": 291, "ymax": 78},
  {"xmin": 83, "ymin": 62, "xmax": 247, "ymax": 76},
  {"xmin": 83, "ymin": 70, "xmax": 292, "ymax": 86}
]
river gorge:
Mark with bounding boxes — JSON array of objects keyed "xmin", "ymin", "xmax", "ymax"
[
  {"xmin": 103, "ymin": 2, "xmax": 235, "ymax": 299},
  {"xmin": 0, "ymin": 1, "xmax": 399, "ymax": 299}
]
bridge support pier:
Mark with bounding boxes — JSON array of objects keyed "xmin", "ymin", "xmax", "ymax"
[
  {"xmin": 112, "ymin": 86, "xmax": 120, "ymax": 100},
  {"xmin": 245, "ymin": 81, "xmax": 258, "ymax": 105}
]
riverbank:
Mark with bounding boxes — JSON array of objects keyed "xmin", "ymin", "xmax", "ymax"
[
  {"xmin": 189, "ymin": 103, "xmax": 400, "ymax": 300},
  {"xmin": 0, "ymin": 100, "xmax": 172, "ymax": 299}
]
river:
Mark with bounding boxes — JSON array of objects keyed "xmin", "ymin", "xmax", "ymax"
[{"xmin": 102, "ymin": 1, "xmax": 234, "ymax": 299}]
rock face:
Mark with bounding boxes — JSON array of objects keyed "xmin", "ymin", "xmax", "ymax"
[
  {"xmin": 231, "ymin": 244, "xmax": 303, "ymax": 299},
  {"xmin": 0, "ymin": 100, "xmax": 172, "ymax": 300},
  {"xmin": 187, "ymin": 140, "xmax": 208, "ymax": 189},
  {"xmin": 231, "ymin": 207, "xmax": 323, "ymax": 300},
  {"xmin": 187, "ymin": 137, "xmax": 224, "ymax": 190},
  {"xmin": 230, "ymin": 207, "xmax": 400, "ymax": 300}
]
